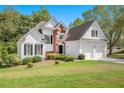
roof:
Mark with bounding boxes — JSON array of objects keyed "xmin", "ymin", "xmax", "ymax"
[
  {"xmin": 17, "ymin": 17, "xmax": 55, "ymax": 43},
  {"xmin": 36, "ymin": 21, "xmax": 46, "ymax": 29},
  {"xmin": 66, "ymin": 21, "xmax": 95, "ymax": 41}
]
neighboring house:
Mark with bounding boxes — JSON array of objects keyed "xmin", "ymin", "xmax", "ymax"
[
  {"xmin": 17, "ymin": 17, "xmax": 67, "ymax": 59},
  {"xmin": 17, "ymin": 18, "xmax": 108, "ymax": 60},
  {"xmin": 65, "ymin": 21, "xmax": 108, "ymax": 59}
]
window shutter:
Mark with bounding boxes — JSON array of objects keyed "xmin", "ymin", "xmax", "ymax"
[
  {"xmin": 24, "ymin": 44, "xmax": 26, "ymax": 55},
  {"xmin": 41, "ymin": 45, "xmax": 43, "ymax": 54},
  {"xmin": 31, "ymin": 44, "xmax": 33, "ymax": 55},
  {"xmin": 96, "ymin": 31, "xmax": 98, "ymax": 37},
  {"xmin": 51, "ymin": 35, "xmax": 53, "ymax": 44},
  {"xmin": 35, "ymin": 45, "xmax": 36, "ymax": 55}
]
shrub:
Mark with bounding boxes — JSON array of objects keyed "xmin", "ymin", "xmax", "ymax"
[
  {"xmin": 65, "ymin": 56, "xmax": 74, "ymax": 62},
  {"xmin": 54, "ymin": 60, "xmax": 60, "ymax": 65},
  {"xmin": 22, "ymin": 57, "xmax": 32, "ymax": 65},
  {"xmin": 0, "ymin": 59, "xmax": 2, "ymax": 66},
  {"xmin": 4, "ymin": 54, "xmax": 21, "ymax": 66},
  {"xmin": 47, "ymin": 53, "xmax": 58, "ymax": 60},
  {"xmin": 32, "ymin": 56, "xmax": 42, "ymax": 63},
  {"xmin": 54, "ymin": 55, "xmax": 66, "ymax": 60},
  {"xmin": 27, "ymin": 62, "xmax": 33, "ymax": 68},
  {"xmin": 78, "ymin": 54, "xmax": 85, "ymax": 60},
  {"xmin": 54, "ymin": 55, "xmax": 74, "ymax": 62}
]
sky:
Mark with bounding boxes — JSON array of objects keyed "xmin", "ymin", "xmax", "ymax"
[{"xmin": 0, "ymin": 5, "xmax": 94, "ymax": 26}]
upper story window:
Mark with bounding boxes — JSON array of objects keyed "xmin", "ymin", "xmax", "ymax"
[
  {"xmin": 45, "ymin": 35, "xmax": 53, "ymax": 44},
  {"xmin": 58, "ymin": 33, "xmax": 64, "ymax": 40},
  {"xmin": 91, "ymin": 30, "xmax": 98, "ymax": 37}
]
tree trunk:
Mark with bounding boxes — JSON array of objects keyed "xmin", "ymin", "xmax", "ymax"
[
  {"xmin": 108, "ymin": 37, "xmax": 113, "ymax": 55},
  {"xmin": 109, "ymin": 46, "xmax": 113, "ymax": 55}
]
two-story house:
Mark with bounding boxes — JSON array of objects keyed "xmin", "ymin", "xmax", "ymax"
[{"xmin": 17, "ymin": 17, "xmax": 67, "ymax": 59}]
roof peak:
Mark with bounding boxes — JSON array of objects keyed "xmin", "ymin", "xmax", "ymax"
[
  {"xmin": 70, "ymin": 20, "xmax": 95, "ymax": 30},
  {"xmin": 66, "ymin": 20, "xmax": 96, "ymax": 41}
]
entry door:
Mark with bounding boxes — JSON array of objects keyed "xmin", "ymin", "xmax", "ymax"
[{"xmin": 58, "ymin": 45, "xmax": 64, "ymax": 54}]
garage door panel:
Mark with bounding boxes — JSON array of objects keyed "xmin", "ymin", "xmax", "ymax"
[
  {"xmin": 95, "ymin": 46, "xmax": 104, "ymax": 58},
  {"xmin": 81, "ymin": 46, "xmax": 93, "ymax": 59}
]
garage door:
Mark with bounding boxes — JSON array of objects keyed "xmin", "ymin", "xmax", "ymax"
[
  {"xmin": 94, "ymin": 46, "xmax": 104, "ymax": 59},
  {"xmin": 81, "ymin": 45, "xmax": 105, "ymax": 59},
  {"xmin": 82, "ymin": 46, "xmax": 94, "ymax": 59}
]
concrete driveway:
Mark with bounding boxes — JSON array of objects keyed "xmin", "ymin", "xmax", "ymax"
[{"xmin": 97, "ymin": 58, "xmax": 124, "ymax": 64}]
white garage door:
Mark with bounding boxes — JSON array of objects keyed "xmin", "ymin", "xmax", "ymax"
[
  {"xmin": 94, "ymin": 46, "xmax": 104, "ymax": 59},
  {"xmin": 81, "ymin": 46, "xmax": 94, "ymax": 59},
  {"xmin": 81, "ymin": 45, "xmax": 105, "ymax": 59}
]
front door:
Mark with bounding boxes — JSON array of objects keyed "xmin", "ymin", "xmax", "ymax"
[{"xmin": 58, "ymin": 45, "xmax": 64, "ymax": 54}]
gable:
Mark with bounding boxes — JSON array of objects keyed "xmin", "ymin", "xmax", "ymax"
[
  {"xmin": 19, "ymin": 29, "xmax": 44, "ymax": 45},
  {"xmin": 44, "ymin": 17, "xmax": 58, "ymax": 28},
  {"xmin": 18, "ymin": 17, "xmax": 58, "ymax": 43},
  {"xmin": 82, "ymin": 21, "xmax": 107, "ymax": 40},
  {"xmin": 66, "ymin": 21, "xmax": 94, "ymax": 41}
]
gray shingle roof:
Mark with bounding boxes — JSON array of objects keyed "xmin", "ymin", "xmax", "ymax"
[{"xmin": 66, "ymin": 21, "xmax": 95, "ymax": 41}]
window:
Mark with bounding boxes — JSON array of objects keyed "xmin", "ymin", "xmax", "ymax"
[
  {"xmin": 91, "ymin": 30, "xmax": 98, "ymax": 37},
  {"xmin": 58, "ymin": 34, "xmax": 64, "ymax": 40},
  {"xmin": 45, "ymin": 35, "xmax": 52, "ymax": 44},
  {"xmin": 35, "ymin": 44, "xmax": 43, "ymax": 55},
  {"xmin": 24, "ymin": 44, "xmax": 33, "ymax": 55}
]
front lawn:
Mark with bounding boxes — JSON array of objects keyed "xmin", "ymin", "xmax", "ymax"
[{"xmin": 0, "ymin": 61, "xmax": 124, "ymax": 88}]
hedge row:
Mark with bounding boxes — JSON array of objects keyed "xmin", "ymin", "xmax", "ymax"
[
  {"xmin": 47, "ymin": 53, "xmax": 74, "ymax": 62},
  {"xmin": 22, "ymin": 56, "xmax": 42, "ymax": 65}
]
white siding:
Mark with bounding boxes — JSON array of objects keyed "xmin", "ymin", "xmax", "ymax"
[
  {"xmin": 80, "ymin": 39, "xmax": 107, "ymax": 59},
  {"xmin": 18, "ymin": 18, "xmax": 58, "ymax": 60},
  {"xmin": 65, "ymin": 39, "xmax": 107, "ymax": 59},
  {"xmin": 45, "ymin": 18, "xmax": 58, "ymax": 28},
  {"xmin": 65, "ymin": 40, "xmax": 80, "ymax": 58},
  {"xmin": 82, "ymin": 21, "xmax": 107, "ymax": 40}
]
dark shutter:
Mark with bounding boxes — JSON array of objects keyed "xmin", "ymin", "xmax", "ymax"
[
  {"xmin": 31, "ymin": 44, "xmax": 33, "ymax": 55},
  {"xmin": 51, "ymin": 35, "xmax": 53, "ymax": 44},
  {"xmin": 41, "ymin": 45, "xmax": 43, "ymax": 54},
  {"xmin": 35, "ymin": 45, "xmax": 37, "ymax": 55},
  {"xmin": 96, "ymin": 31, "xmax": 98, "ymax": 37},
  {"xmin": 24, "ymin": 44, "xmax": 26, "ymax": 55}
]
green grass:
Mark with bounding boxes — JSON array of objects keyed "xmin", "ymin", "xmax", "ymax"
[
  {"xmin": 109, "ymin": 54, "xmax": 124, "ymax": 59},
  {"xmin": 0, "ymin": 61, "xmax": 124, "ymax": 88}
]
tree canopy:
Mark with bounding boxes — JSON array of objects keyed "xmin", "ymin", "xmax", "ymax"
[
  {"xmin": 69, "ymin": 18, "xmax": 84, "ymax": 28},
  {"xmin": 0, "ymin": 6, "xmax": 51, "ymax": 60}
]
